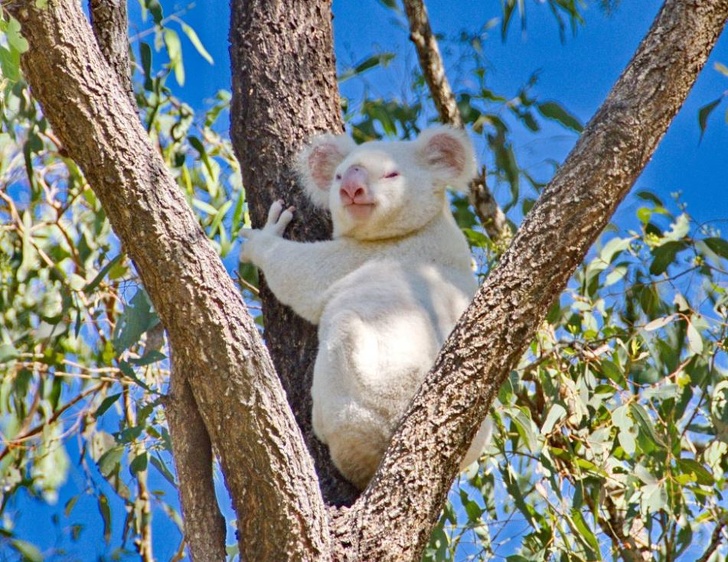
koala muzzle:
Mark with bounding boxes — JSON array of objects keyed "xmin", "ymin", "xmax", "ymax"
[{"xmin": 340, "ymin": 165, "xmax": 371, "ymax": 206}]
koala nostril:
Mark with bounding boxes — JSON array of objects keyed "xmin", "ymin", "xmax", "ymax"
[{"xmin": 340, "ymin": 183, "xmax": 366, "ymax": 201}]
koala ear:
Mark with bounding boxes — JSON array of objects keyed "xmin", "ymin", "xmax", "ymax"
[
  {"xmin": 415, "ymin": 126, "xmax": 477, "ymax": 191},
  {"xmin": 297, "ymin": 134, "xmax": 357, "ymax": 208}
]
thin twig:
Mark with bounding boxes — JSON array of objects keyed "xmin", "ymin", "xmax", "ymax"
[
  {"xmin": 696, "ymin": 516, "xmax": 728, "ymax": 562},
  {"xmin": 401, "ymin": 0, "xmax": 513, "ymax": 246}
]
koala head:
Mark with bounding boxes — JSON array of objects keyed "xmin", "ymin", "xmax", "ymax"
[{"xmin": 297, "ymin": 127, "xmax": 476, "ymax": 240}]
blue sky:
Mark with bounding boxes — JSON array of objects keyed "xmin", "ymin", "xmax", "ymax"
[
  {"xmin": 126, "ymin": 0, "xmax": 728, "ymax": 226},
  {"xmin": 11, "ymin": 0, "xmax": 728, "ymax": 558}
]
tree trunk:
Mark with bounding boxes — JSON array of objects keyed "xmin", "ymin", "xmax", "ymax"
[{"xmin": 229, "ymin": 0, "xmax": 358, "ymax": 506}]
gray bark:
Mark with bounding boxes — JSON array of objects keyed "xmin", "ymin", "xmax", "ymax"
[
  {"xmin": 88, "ymin": 0, "xmax": 134, "ymax": 106},
  {"xmin": 86, "ymin": 3, "xmax": 226, "ymax": 557},
  {"xmin": 166, "ymin": 369, "xmax": 227, "ymax": 560}
]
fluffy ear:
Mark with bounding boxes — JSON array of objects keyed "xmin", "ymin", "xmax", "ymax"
[
  {"xmin": 415, "ymin": 126, "xmax": 477, "ymax": 191},
  {"xmin": 297, "ymin": 133, "xmax": 357, "ymax": 208}
]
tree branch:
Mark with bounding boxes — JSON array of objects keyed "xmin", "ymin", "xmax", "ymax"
[
  {"xmin": 6, "ymin": 1, "xmax": 331, "ymax": 559},
  {"xmin": 166, "ymin": 367, "xmax": 227, "ymax": 561},
  {"xmin": 88, "ymin": 0, "xmax": 134, "ymax": 107},
  {"xmin": 339, "ymin": 0, "xmax": 728, "ymax": 558},
  {"xmin": 696, "ymin": 516, "xmax": 727, "ymax": 562},
  {"xmin": 87, "ymin": 2, "xmax": 225, "ymax": 557},
  {"xmin": 401, "ymin": 0, "xmax": 512, "ymax": 245}
]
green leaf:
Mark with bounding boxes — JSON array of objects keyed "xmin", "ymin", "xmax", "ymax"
[
  {"xmin": 698, "ymin": 97, "xmax": 723, "ymax": 140},
  {"xmin": 541, "ymin": 403, "xmax": 566, "ymax": 434},
  {"xmin": 209, "ymin": 199, "xmax": 233, "ymax": 235},
  {"xmin": 5, "ymin": 17, "xmax": 29, "ymax": 54},
  {"xmin": 145, "ymin": 0, "xmax": 164, "ymax": 24},
  {"xmin": 641, "ymin": 482, "xmax": 668, "ymax": 513},
  {"xmin": 636, "ymin": 190, "xmax": 664, "ymax": 207},
  {"xmin": 163, "ymin": 29, "xmax": 185, "ymax": 86},
  {"xmin": 604, "ymin": 264, "xmax": 628, "ymax": 287},
  {"xmin": 140, "ymin": 42, "xmax": 154, "ymax": 91},
  {"xmin": 536, "ymin": 101, "xmax": 583, "ymax": 132},
  {"xmin": 600, "ymin": 359, "xmax": 626, "ymax": 387},
  {"xmin": 129, "ymin": 452, "xmax": 149, "ymax": 476},
  {"xmin": 630, "ymin": 403, "xmax": 664, "ymax": 448},
  {"xmin": 510, "ymin": 408, "xmax": 540, "ymax": 451},
  {"xmin": 189, "ymin": 136, "xmax": 214, "ymax": 178},
  {"xmin": 84, "ymin": 254, "xmax": 123, "ymax": 293},
  {"xmin": 0, "ymin": 343, "xmax": 19, "ymax": 364},
  {"xmin": 598, "ymin": 236, "xmax": 632, "ymax": 264},
  {"xmin": 94, "ymin": 393, "xmax": 122, "ymax": 418},
  {"xmin": 98, "ymin": 492, "xmax": 112, "ymax": 543},
  {"xmin": 649, "ymin": 241, "xmax": 686, "ymax": 275},
  {"xmin": 0, "ymin": 46, "xmax": 22, "ymax": 84},
  {"xmin": 118, "ymin": 360, "xmax": 153, "ymax": 391},
  {"xmin": 568, "ymin": 509, "xmax": 600, "ymax": 555},
  {"xmin": 686, "ymin": 321, "xmax": 704, "ymax": 355},
  {"xmin": 181, "ymin": 23, "xmax": 214, "ymax": 65},
  {"xmin": 128, "ymin": 350, "xmax": 166, "ymax": 366},
  {"xmin": 618, "ymin": 428, "xmax": 636, "ymax": 456},
  {"xmin": 231, "ymin": 190, "xmax": 246, "ymax": 236},
  {"xmin": 677, "ymin": 458, "xmax": 714, "ymax": 486},
  {"xmin": 644, "ymin": 314, "xmax": 677, "ymax": 332},
  {"xmin": 339, "ymin": 53, "xmax": 396, "ymax": 82},
  {"xmin": 97, "ymin": 446, "xmax": 124, "ymax": 478},
  {"xmin": 112, "ymin": 289, "xmax": 158, "ymax": 354},
  {"xmin": 704, "ymin": 237, "xmax": 728, "ymax": 259},
  {"xmin": 10, "ymin": 539, "xmax": 42, "ymax": 562},
  {"xmin": 150, "ymin": 455, "xmax": 177, "ymax": 487}
]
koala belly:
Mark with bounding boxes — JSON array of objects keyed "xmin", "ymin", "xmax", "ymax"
[{"xmin": 311, "ymin": 260, "xmax": 474, "ymax": 489}]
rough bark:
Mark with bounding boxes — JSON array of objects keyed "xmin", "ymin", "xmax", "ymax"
[
  {"xmin": 89, "ymin": 0, "xmax": 227, "ymax": 556},
  {"xmin": 166, "ymin": 368, "xmax": 227, "ymax": 561},
  {"xmin": 88, "ymin": 0, "xmax": 134, "ymax": 106},
  {"xmin": 87, "ymin": 1, "xmax": 225, "ymax": 557},
  {"xmin": 229, "ymin": 0, "xmax": 358, "ymax": 506},
  {"xmin": 5, "ymin": 1, "xmax": 330, "ymax": 560},
  {"xmin": 402, "ymin": 0, "xmax": 512, "ymax": 245},
  {"xmin": 336, "ymin": 0, "xmax": 728, "ymax": 559}
]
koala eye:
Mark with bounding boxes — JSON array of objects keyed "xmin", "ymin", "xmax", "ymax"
[{"xmin": 383, "ymin": 171, "xmax": 400, "ymax": 179}]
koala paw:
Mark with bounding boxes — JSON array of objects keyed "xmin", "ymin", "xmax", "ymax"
[
  {"xmin": 240, "ymin": 200, "xmax": 295, "ymax": 263},
  {"xmin": 264, "ymin": 200, "xmax": 295, "ymax": 236}
]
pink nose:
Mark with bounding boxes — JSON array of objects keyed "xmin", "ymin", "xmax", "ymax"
[{"xmin": 339, "ymin": 166, "xmax": 369, "ymax": 204}]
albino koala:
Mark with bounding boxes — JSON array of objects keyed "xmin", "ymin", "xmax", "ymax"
[{"xmin": 241, "ymin": 127, "xmax": 490, "ymax": 489}]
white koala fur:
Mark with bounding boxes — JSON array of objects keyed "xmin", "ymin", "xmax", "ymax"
[{"xmin": 241, "ymin": 127, "xmax": 491, "ymax": 490}]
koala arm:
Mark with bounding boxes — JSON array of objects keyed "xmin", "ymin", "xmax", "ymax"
[{"xmin": 241, "ymin": 201, "xmax": 365, "ymax": 324}]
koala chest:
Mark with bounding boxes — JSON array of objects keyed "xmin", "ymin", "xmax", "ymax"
[{"xmin": 310, "ymin": 259, "xmax": 474, "ymax": 436}]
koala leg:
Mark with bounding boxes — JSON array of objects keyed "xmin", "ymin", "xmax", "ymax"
[{"xmin": 327, "ymin": 430, "xmax": 387, "ymax": 490}]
